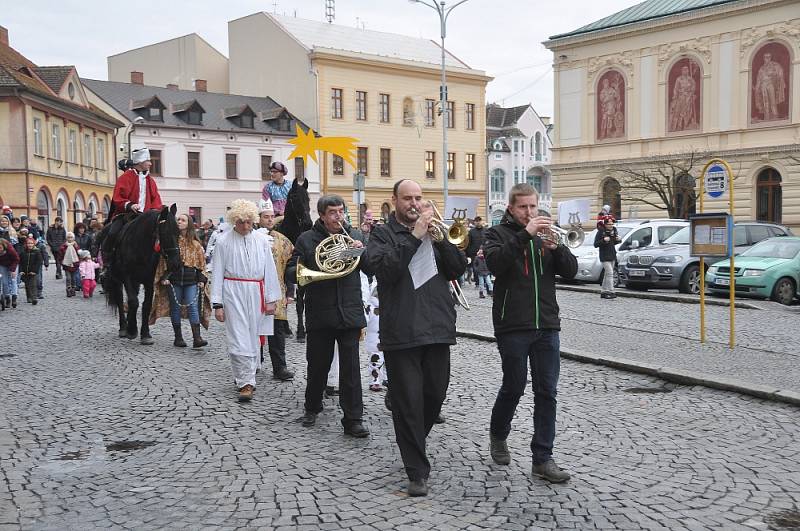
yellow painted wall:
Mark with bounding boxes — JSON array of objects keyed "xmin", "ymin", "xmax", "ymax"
[{"xmin": 316, "ymin": 57, "xmax": 488, "ymax": 218}]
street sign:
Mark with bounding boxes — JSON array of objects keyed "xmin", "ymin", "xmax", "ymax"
[{"xmin": 704, "ymin": 163, "xmax": 728, "ymax": 199}]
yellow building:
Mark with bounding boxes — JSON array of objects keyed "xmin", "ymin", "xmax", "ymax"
[
  {"xmin": 228, "ymin": 13, "xmax": 491, "ymax": 220},
  {"xmin": 0, "ymin": 26, "xmax": 122, "ymax": 231},
  {"xmin": 545, "ymin": 0, "xmax": 800, "ymax": 231}
]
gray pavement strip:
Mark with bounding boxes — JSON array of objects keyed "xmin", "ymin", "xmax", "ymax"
[
  {"xmin": 457, "ymin": 329, "xmax": 800, "ymax": 407},
  {"xmin": 557, "ymin": 283, "xmax": 763, "ymax": 310}
]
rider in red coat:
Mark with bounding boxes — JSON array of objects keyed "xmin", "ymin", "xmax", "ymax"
[
  {"xmin": 111, "ymin": 148, "xmax": 163, "ymax": 216},
  {"xmin": 102, "ymin": 148, "xmax": 163, "ymax": 276}
]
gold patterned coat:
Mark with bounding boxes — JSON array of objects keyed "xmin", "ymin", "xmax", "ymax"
[
  {"xmin": 149, "ymin": 236, "xmax": 212, "ymax": 329},
  {"xmin": 259, "ymin": 228, "xmax": 293, "ymax": 321}
]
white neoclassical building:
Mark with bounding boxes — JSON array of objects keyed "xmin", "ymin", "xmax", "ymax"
[
  {"xmin": 83, "ymin": 77, "xmax": 319, "ymax": 224},
  {"xmin": 486, "ymin": 103, "xmax": 553, "ymax": 224}
]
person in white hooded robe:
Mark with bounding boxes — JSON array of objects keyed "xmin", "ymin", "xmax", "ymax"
[{"xmin": 211, "ymin": 199, "xmax": 281, "ymax": 402}]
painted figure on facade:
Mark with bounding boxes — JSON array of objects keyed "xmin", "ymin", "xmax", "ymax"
[
  {"xmin": 668, "ymin": 60, "xmax": 699, "ymax": 132},
  {"xmin": 752, "ymin": 49, "xmax": 787, "ymax": 123},
  {"xmin": 597, "ymin": 71, "xmax": 624, "ymax": 140}
]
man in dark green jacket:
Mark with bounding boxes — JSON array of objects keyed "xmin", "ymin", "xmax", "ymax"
[
  {"xmin": 483, "ymin": 183, "xmax": 578, "ymax": 483},
  {"xmin": 362, "ymin": 179, "xmax": 467, "ymax": 497},
  {"xmin": 286, "ymin": 195, "xmax": 369, "ymax": 438}
]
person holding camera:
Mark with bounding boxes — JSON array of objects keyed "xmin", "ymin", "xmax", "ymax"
[{"xmin": 595, "ymin": 215, "xmax": 621, "ymax": 299}]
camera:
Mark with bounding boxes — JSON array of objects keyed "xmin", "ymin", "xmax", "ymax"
[{"xmin": 117, "ymin": 158, "xmax": 134, "ymax": 171}]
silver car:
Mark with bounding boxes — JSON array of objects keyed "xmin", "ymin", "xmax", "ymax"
[
  {"xmin": 570, "ymin": 219, "xmax": 687, "ymax": 285},
  {"xmin": 619, "ymin": 222, "xmax": 793, "ymax": 294}
]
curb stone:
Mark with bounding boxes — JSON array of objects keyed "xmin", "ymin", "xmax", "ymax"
[
  {"xmin": 457, "ymin": 329, "xmax": 800, "ymax": 407},
  {"xmin": 556, "ymin": 283, "xmax": 762, "ymax": 310}
]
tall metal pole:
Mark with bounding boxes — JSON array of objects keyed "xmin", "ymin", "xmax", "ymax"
[{"xmin": 439, "ymin": 2, "xmax": 448, "ymax": 215}]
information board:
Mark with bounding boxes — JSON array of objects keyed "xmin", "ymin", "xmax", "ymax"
[{"xmin": 690, "ymin": 213, "xmax": 732, "ymax": 257}]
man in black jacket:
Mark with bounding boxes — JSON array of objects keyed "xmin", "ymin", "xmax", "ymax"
[
  {"xmin": 483, "ymin": 183, "xmax": 578, "ymax": 483},
  {"xmin": 46, "ymin": 217, "xmax": 66, "ymax": 279},
  {"xmin": 465, "ymin": 216, "xmax": 486, "ymax": 286},
  {"xmin": 285, "ymin": 195, "xmax": 369, "ymax": 438},
  {"xmin": 362, "ymin": 179, "xmax": 467, "ymax": 497}
]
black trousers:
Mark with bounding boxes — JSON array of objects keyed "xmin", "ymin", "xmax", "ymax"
[
  {"xmin": 295, "ymin": 286, "xmax": 306, "ymax": 334},
  {"xmin": 384, "ymin": 344, "xmax": 450, "ymax": 481},
  {"xmin": 51, "ymin": 248, "xmax": 63, "ymax": 277},
  {"xmin": 304, "ymin": 327, "xmax": 363, "ymax": 426},
  {"xmin": 266, "ymin": 319, "xmax": 288, "ymax": 373},
  {"xmin": 22, "ymin": 273, "xmax": 37, "ymax": 302}
]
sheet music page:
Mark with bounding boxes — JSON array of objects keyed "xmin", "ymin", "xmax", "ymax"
[{"xmin": 408, "ymin": 236, "xmax": 438, "ymax": 289}]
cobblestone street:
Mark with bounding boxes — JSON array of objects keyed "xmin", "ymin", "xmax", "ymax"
[{"xmin": 1, "ymin": 272, "xmax": 799, "ymax": 530}]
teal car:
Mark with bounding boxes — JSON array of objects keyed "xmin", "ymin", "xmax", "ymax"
[{"xmin": 706, "ymin": 237, "xmax": 800, "ymax": 305}]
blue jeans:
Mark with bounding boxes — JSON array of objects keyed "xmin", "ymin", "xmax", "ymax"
[
  {"xmin": 169, "ymin": 284, "xmax": 200, "ymax": 325},
  {"xmin": 490, "ymin": 329, "xmax": 561, "ymax": 465},
  {"xmin": 0, "ymin": 265, "xmax": 17, "ymax": 297},
  {"xmin": 478, "ymin": 274, "xmax": 493, "ymax": 292}
]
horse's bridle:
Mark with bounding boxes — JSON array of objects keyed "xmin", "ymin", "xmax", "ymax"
[{"xmin": 157, "ymin": 218, "xmax": 181, "ymax": 265}]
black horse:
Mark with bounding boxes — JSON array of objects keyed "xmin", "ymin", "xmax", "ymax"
[
  {"xmin": 101, "ymin": 205, "xmax": 181, "ymax": 343},
  {"xmin": 276, "ymin": 179, "xmax": 312, "ymax": 245}
]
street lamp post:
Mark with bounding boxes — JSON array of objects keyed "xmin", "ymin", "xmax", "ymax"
[{"xmin": 409, "ymin": 0, "xmax": 470, "ymax": 217}]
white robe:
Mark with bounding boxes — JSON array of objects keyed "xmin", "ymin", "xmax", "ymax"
[{"xmin": 211, "ymin": 229, "xmax": 280, "ymax": 367}]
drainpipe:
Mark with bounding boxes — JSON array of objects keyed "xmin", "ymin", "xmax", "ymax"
[{"xmin": 15, "ymin": 89, "xmax": 32, "ymax": 218}]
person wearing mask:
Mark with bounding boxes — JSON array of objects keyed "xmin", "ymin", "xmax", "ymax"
[
  {"xmin": 483, "ymin": 183, "xmax": 578, "ymax": 483},
  {"xmin": 362, "ymin": 179, "xmax": 467, "ymax": 496},
  {"xmin": 46, "ymin": 217, "xmax": 67, "ymax": 279}
]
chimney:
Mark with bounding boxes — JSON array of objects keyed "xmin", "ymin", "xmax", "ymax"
[
  {"xmin": 166, "ymin": 84, "xmax": 178, "ymax": 90},
  {"xmin": 130, "ymin": 71, "xmax": 144, "ymax": 85},
  {"xmin": 194, "ymin": 79, "xmax": 207, "ymax": 92},
  {"xmin": 0, "ymin": 26, "xmax": 8, "ymax": 47}
]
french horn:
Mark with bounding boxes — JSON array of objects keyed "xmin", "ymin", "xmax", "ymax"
[{"xmin": 296, "ymin": 222, "xmax": 364, "ymax": 286}]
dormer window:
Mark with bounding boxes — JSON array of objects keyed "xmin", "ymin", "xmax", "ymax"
[
  {"xmin": 148, "ymin": 107, "xmax": 163, "ymax": 121},
  {"xmin": 260, "ymin": 106, "xmax": 293, "ymax": 133},
  {"xmin": 278, "ymin": 117, "xmax": 290, "ymax": 131},
  {"xmin": 131, "ymin": 96, "xmax": 166, "ymax": 123},
  {"xmin": 224, "ymin": 105, "xmax": 256, "ymax": 129},
  {"xmin": 171, "ymin": 100, "xmax": 205, "ymax": 125},
  {"xmin": 241, "ymin": 114, "xmax": 254, "ymax": 128}
]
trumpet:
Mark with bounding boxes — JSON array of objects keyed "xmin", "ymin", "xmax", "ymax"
[
  {"xmin": 537, "ymin": 224, "xmax": 585, "ymax": 248},
  {"xmin": 296, "ymin": 221, "xmax": 364, "ymax": 286},
  {"xmin": 410, "ymin": 201, "xmax": 470, "ymax": 251}
]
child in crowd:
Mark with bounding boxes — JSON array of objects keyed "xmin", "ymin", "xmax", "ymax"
[
  {"xmin": 18, "ymin": 237, "xmax": 42, "ymax": 305},
  {"xmin": 78, "ymin": 250, "xmax": 100, "ymax": 298},
  {"xmin": 365, "ymin": 283, "xmax": 386, "ymax": 391},
  {"xmin": 473, "ymin": 248, "xmax": 493, "ymax": 299},
  {"xmin": 60, "ymin": 232, "xmax": 80, "ymax": 297}
]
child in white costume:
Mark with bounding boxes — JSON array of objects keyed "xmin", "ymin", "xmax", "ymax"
[{"xmin": 365, "ymin": 281, "xmax": 386, "ymax": 391}]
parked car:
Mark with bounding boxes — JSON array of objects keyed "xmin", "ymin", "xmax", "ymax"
[
  {"xmin": 706, "ymin": 236, "xmax": 800, "ymax": 305},
  {"xmin": 619, "ymin": 222, "xmax": 793, "ymax": 293},
  {"xmin": 570, "ymin": 219, "xmax": 687, "ymax": 286}
]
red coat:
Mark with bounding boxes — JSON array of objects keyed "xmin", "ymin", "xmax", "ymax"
[{"xmin": 112, "ymin": 169, "xmax": 163, "ymax": 216}]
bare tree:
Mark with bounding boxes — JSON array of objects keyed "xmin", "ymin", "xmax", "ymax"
[{"xmin": 610, "ymin": 149, "xmax": 716, "ymax": 219}]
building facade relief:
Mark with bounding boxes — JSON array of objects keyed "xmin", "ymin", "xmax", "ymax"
[
  {"xmin": 667, "ymin": 57, "xmax": 702, "ymax": 133},
  {"xmin": 750, "ymin": 41, "xmax": 791, "ymax": 124},
  {"xmin": 596, "ymin": 69, "xmax": 626, "ymax": 141}
]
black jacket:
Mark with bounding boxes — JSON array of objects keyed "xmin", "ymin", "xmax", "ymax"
[
  {"xmin": 484, "ymin": 212, "xmax": 578, "ymax": 334},
  {"xmin": 46, "ymin": 225, "xmax": 66, "ymax": 250},
  {"xmin": 18, "ymin": 247, "xmax": 43, "ymax": 276},
  {"xmin": 75, "ymin": 232, "xmax": 92, "ymax": 254},
  {"xmin": 362, "ymin": 214, "xmax": 467, "ymax": 351},
  {"xmin": 285, "ymin": 219, "xmax": 367, "ymax": 331},
  {"xmin": 466, "ymin": 225, "xmax": 487, "ymax": 258},
  {"xmin": 594, "ymin": 227, "xmax": 620, "ymax": 263}
]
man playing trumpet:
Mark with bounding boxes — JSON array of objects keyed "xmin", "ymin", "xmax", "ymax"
[
  {"xmin": 286, "ymin": 195, "xmax": 369, "ymax": 438},
  {"xmin": 363, "ymin": 179, "xmax": 467, "ymax": 497}
]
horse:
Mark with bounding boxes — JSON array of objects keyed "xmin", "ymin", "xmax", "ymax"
[
  {"xmin": 101, "ymin": 205, "xmax": 181, "ymax": 344},
  {"xmin": 276, "ymin": 180, "xmax": 312, "ymax": 245}
]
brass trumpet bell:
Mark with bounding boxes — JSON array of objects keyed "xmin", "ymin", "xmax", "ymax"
[{"xmin": 428, "ymin": 201, "xmax": 470, "ymax": 251}]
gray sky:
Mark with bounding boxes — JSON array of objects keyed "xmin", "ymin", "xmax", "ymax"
[{"xmin": 5, "ymin": 0, "xmax": 640, "ymax": 117}]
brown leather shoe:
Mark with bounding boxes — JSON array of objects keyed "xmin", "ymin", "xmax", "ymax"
[{"xmin": 238, "ymin": 384, "xmax": 254, "ymax": 402}]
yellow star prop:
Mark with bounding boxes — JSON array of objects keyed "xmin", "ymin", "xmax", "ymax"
[{"xmin": 288, "ymin": 125, "xmax": 359, "ymax": 168}]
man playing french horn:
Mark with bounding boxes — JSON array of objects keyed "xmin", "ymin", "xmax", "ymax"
[
  {"xmin": 362, "ymin": 179, "xmax": 467, "ymax": 497},
  {"xmin": 285, "ymin": 195, "xmax": 370, "ymax": 438}
]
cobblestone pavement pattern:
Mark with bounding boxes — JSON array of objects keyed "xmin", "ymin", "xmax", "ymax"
[
  {"xmin": 1, "ymin": 272, "xmax": 799, "ymax": 530},
  {"xmin": 458, "ymin": 285, "xmax": 800, "ymax": 393}
]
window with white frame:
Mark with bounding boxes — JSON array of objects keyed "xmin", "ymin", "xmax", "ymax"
[
  {"xmin": 68, "ymin": 129, "xmax": 78, "ymax": 163},
  {"xmin": 83, "ymin": 134, "xmax": 92, "ymax": 165},
  {"xmin": 33, "ymin": 118, "xmax": 43, "ymax": 155},
  {"xmin": 51, "ymin": 123, "xmax": 61, "ymax": 160},
  {"xmin": 465, "ymin": 154, "xmax": 475, "ymax": 180},
  {"xmin": 96, "ymin": 137, "xmax": 105, "ymax": 169},
  {"xmin": 535, "ymin": 132, "xmax": 542, "ymax": 161},
  {"xmin": 465, "ymin": 103, "xmax": 475, "ymax": 130}
]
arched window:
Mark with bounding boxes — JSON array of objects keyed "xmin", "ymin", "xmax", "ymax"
[
  {"xmin": 36, "ymin": 189, "xmax": 51, "ymax": 228},
  {"xmin": 490, "ymin": 168, "xmax": 506, "ymax": 195},
  {"xmin": 73, "ymin": 192, "xmax": 85, "ymax": 226},
  {"xmin": 756, "ymin": 168, "xmax": 782, "ymax": 223},
  {"xmin": 527, "ymin": 167, "xmax": 544, "ymax": 193},
  {"xmin": 674, "ymin": 172, "xmax": 696, "ymax": 219},
  {"xmin": 602, "ymin": 178, "xmax": 622, "ymax": 220},
  {"xmin": 56, "ymin": 192, "xmax": 68, "ymax": 224},
  {"xmin": 534, "ymin": 132, "xmax": 542, "ymax": 161},
  {"xmin": 402, "ymin": 97, "xmax": 414, "ymax": 126},
  {"xmin": 102, "ymin": 196, "xmax": 111, "ymax": 219}
]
